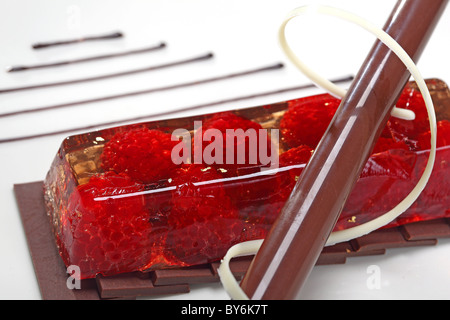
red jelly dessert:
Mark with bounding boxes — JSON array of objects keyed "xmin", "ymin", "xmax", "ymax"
[{"xmin": 44, "ymin": 79, "xmax": 450, "ymax": 279}]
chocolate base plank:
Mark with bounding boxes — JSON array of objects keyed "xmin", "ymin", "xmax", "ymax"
[
  {"xmin": 210, "ymin": 256, "xmax": 254, "ymax": 279},
  {"xmin": 150, "ymin": 264, "xmax": 218, "ymax": 286},
  {"xmin": 96, "ymin": 272, "xmax": 190, "ymax": 299},
  {"xmin": 13, "ymin": 180, "xmax": 449, "ymax": 300},
  {"xmin": 316, "ymin": 242, "xmax": 386, "ymax": 266},
  {"xmin": 14, "ymin": 181, "xmax": 101, "ymax": 300},
  {"xmin": 350, "ymin": 227, "xmax": 437, "ymax": 252},
  {"xmin": 400, "ymin": 218, "xmax": 450, "ymax": 240}
]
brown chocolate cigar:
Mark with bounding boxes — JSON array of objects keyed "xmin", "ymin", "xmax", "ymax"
[{"xmin": 240, "ymin": 0, "xmax": 448, "ymax": 300}]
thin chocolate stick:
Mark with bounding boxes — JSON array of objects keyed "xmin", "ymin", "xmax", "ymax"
[
  {"xmin": 240, "ymin": 0, "xmax": 448, "ymax": 300},
  {"xmin": 0, "ymin": 62, "xmax": 283, "ymax": 118},
  {"xmin": 0, "ymin": 75, "xmax": 354, "ymax": 144},
  {"xmin": 32, "ymin": 31, "xmax": 124, "ymax": 49},
  {"xmin": 0, "ymin": 52, "xmax": 212, "ymax": 93},
  {"xmin": 6, "ymin": 42, "xmax": 166, "ymax": 72}
]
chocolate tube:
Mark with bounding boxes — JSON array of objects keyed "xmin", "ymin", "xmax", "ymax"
[{"xmin": 240, "ymin": 0, "xmax": 448, "ymax": 300}]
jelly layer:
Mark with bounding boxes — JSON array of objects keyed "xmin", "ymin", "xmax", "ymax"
[{"xmin": 44, "ymin": 79, "xmax": 450, "ymax": 279}]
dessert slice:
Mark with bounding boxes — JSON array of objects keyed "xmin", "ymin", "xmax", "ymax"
[{"xmin": 44, "ymin": 79, "xmax": 450, "ymax": 279}]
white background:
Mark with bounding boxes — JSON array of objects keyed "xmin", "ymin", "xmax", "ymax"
[{"xmin": 0, "ymin": 0, "xmax": 449, "ymax": 300}]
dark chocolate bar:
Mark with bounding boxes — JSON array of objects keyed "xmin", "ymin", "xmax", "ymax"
[{"xmin": 14, "ymin": 180, "xmax": 450, "ymax": 300}]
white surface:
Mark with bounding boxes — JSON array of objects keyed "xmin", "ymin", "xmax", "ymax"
[{"xmin": 0, "ymin": 0, "xmax": 449, "ymax": 300}]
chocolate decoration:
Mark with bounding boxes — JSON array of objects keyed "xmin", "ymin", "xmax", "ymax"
[
  {"xmin": 13, "ymin": 180, "xmax": 450, "ymax": 299},
  {"xmin": 0, "ymin": 52, "xmax": 212, "ymax": 94},
  {"xmin": 31, "ymin": 31, "xmax": 124, "ymax": 49},
  {"xmin": 0, "ymin": 75, "xmax": 354, "ymax": 144},
  {"xmin": 239, "ymin": 0, "xmax": 448, "ymax": 300},
  {"xmin": 6, "ymin": 42, "xmax": 166, "ymax": 73},
  {"xmin": 96, "ymin": 273, "xmax": 190, "ymax": 299},
  {"xmin": 0, "ymin": 62, "xmax": 283, "ymax": 119}
]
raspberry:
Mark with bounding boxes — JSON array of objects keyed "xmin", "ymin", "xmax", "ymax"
[
  {"xmin": 388, "ymin": 85, "xmax": 428, "ymax": 148},
  {"xmin": 279, "ymin": 145, "xmax": 314, "ymax": 167},
  {"xmin": 235, "ymin": 145, "xmax": 314, "ymax": 229},
  {"xmin": 64, "ymin": 172, "xmax": 152, "ymax": 279},
  {"xmin": 169, "ymin": 165, "xmax": 236, "ymax": 223},
  {"xmin": 277, "ymin": 145, "xmax": 314, "ymax": 200},
  {"xmin": 165, "ymin": 216, "xmax": 245, "ymax": 266},
  {"xmin": 280, "ymin": 94, "xmax": 341, "ymax": 149},
  {"xmin": 417, "ymin": 120, "xmax": 450, "ymax": 150},
  {"xmin": 101, "ymin": 127, "xmax": 179, "ymax": 183},
  {"xmin": 372, "ymin": 137, "xmax": 409, "ymax": 154},
  {"xmin": 165, "ymin": 165, "xmax": 244, "ymax": 265},
  {"xmin": 192, "ymin": 112, "xmax": 279, "ymax": 229},
  {"xmin": 337, "ymin": 149, "xmax": 418, "ymax": 231},
  {"xmin": 229, "ymin": 169, "xmax": 284, "ymax": 228},
  {"xmin": 193, "ymin": 112, "xmax": 274, "ymax": 175}
]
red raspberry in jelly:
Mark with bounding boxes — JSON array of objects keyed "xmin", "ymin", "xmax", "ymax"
[
  {"xmin": 165, "ymin": 165, "xmax": 244, "ymax": 265},
  {"xmin": 280, "ymin": 94, "xmax": 341, "ymax": 149},
  {"xmin": 372, "ymin": 136, "xmax": 409, "ymax": 154},
  {"xmin": 417, "ymin": 120, "xmax": 450, "ymax": 150},
  {"xmin": 229, "ymin": 169, "xmax": 284, "ymax": 228},
  {"xmin": 278, "ymin": 145, "xmax": 314, "ymax": 198},
  {"xmin": 237, "ymin": 145, "xmax": 314, "ymax": 229},
  {"xmin": 64, "ymin": 172, "xmax": 151, "ymax": 279},
  {"xmin": 193, "ymin": 112, "xmax": 274, "ymax": 175},
  {"xmin": 388, "ymin": 86, "xmax": 429, "ymax": 148},
  {"xmin": 166, "ymin": 216, "xmax": 245, "ymax": 266},
  {"xmin": 169, "ymin": 165, "xmax": 236, "ymax": 223},
  {"xmin": 192, "ymin": 112, "xmax": 279, "ymax": 230},
  {"xmin": 337, "ymin": 149, "xmax": 418, "ymax": 231},
  {"xmin": 279, "ymin": 144, "xmax": 314, "ymax": 167},
  {"xmin": 101, "ymin": 127, "xmax": 179, "ymax": 183}
]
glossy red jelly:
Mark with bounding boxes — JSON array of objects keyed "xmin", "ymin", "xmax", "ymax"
[{"xmin": 44, "ymin": 79, "xmax": 450, "ymax": 279}]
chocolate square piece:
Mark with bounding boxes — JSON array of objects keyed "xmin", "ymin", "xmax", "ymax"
[
  {"xmin": 350, "ymin": 227, "xmax": 437, "ymax": 252},
  {"xmin": 150, "ymin": 265, "xmax": 217, "ymax": 286},
  {"xmin": 400, "ymin": 218, "xmax": 450, "ymax": 240},
  {"xmin": 96, "ymin": 272, "xmax": 190, "ymax": 299}
]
